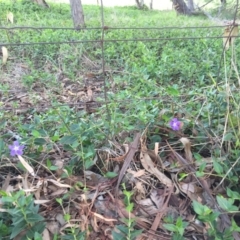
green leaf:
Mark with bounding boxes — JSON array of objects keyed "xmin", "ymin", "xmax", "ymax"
[
  {"xmin": 60, "ymin": 136, "xmax": 78, "ymax": 145},
  {"xmin": 176, "ymin": 217, "xmax": 183, "ymax": 228},
  {"xmin": 126, "ymin": 202, "xmax": 134, "ymax": 213},
  {"xmin": 0, "ymin": 139, "xmax": 5, "ymax": 156},
  {"xmin": 213, "ymin": 161, "xmax": 223, "ymax": 174},
  {"xmin": 216, "ymin": 196, "xmax": 238, "ymax": 212},
  {"xmin": 173, "ymin": 233, "xmax": 184, "ymax": 240},
  {"xmin": 0, "ymin": 221, "xmax": 10, "ymax": 237},
  {"xmin": 227, "ymin": 188, "xmax": 240, "ymax": 200},
  {"xmin": 196, "ymin": 171, "xmax": 205, "ymax": 177},
  {"xmin": 192, "ymin": 201, "xmax": 212, "ymax": 215},
  {"xmin": 56, "ymin": 198, "xmax": 62, "ymax": 205},
  {"xmin": 117, "ymin": 225, "xmax": 129, "ymax": 234},
  {"xmin": 163, "ymin": 223, "xmax": 177, "ymax": 232},
  {"xmin": 34, "ymin": 232, "xmax": 42, "ymax": 240},
  {"xmin": 199, "ymin": 162, "xmax": 206, "ymax": 172},
  {"xmin": 105, "ymin": 172, "xmax": 118, "ymax": 178},
  {"xmin": 202, "ymin": 212, "xmax": 219, "ymax": 222},
  {"xmin": 31, "ymin": 130, "xmax": 40, "ymax": 138},
  {"xmin": 112, "ymin": 230, "xmax": 125, "ymax": 240},
  {"xmin": 34, "ymin": 138, "xmax": 47, "ymax": 146},
  {"xmin": 223, "ymin": 133, "xmax": 234, "ymax": 141},
  {"xmin": 26, "ymin": 213, "xmax": 44, "ymax": 223},
  {"xmin": 230, "ymin": 219, "xmax": 240, "ymax": 232},
  {"xmin": 25, "ymin": 222, "xmax": 46, "ymax": 239},
  {"xmin": 49, "ymin": 166, "xmax": 59, "ymax": 171},
  {"xmin": 38, "ymin": 129, "xmax": 48, "ymax": 137},
  {"xmin": 84, "ymin": 159, "xmax": 94, "ymax": 169},
  {"xmin": 178, "ymin": 173, "xmax": 188, "ymax": 181},
  {"xmin": 10, "ymin": 220, "xmax": 27, "ymax": 239},
  {"xmin": 130, "ymin": 229, "xmax": 142, "ymax": 239},
  {"xmin": 64, "ymin": 214, "xmax": 71, "ymax": 222},
  {"xmin": 0, "ymin": 190, "xmax": 8, "ymax": 197},
  {"xmin": 166, "ymin": 86, "xmax": 179, "ymax": 96},
  {"xmin": 51, "ymin": 135, "xmax": 59, "ymax": 142},
  {"xmin": 1, "ymin": 196, "xmax": 14, "ymax": 203},
  {"xmin": 46, "ymin": 159, "xmax": 51, "ymax": 169},
  {"xmin": 69, "ymin": 124, "xmax": 81, "ymax": 132}
]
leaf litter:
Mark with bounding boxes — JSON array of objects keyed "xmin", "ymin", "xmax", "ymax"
[{"xmin": 1, "ymin": 117, "xmax": 240, "ymax": 239}]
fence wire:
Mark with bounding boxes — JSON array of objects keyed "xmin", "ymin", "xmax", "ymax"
[{"xmin": 0, "ymin": 0, "xmax": 239, "ymax": 115}]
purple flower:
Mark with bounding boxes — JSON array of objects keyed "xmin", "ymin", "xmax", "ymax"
[
  {"xmin": 9, "ymin": 141, "xmax": 24, "ymax": 156},
  {"xmin": 169, "ymin": 118, "xmax": 181, "ymax": 131}
]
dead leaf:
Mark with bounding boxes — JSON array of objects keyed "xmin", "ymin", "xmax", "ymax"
[
  {"xmin": 92, "ymin": 212, "xmax": 117, "ymax": 222},
  {"xmin": 17, "ymin": 155, "xmax": 35, "ymax": 176},
  {"xmin": 223, "ymin": 25, "xmax": 239, "ymax": 50},
  {"xmin": 56, "ymin": 213, "xmax": 66, "ymax": 226},
  {"xmin": 7, "ymin": 12, "xmax": 14, "ymax": 23},
  {"xmin": 1, "ymin": 174, "xmax": 10, "ymax": 191},
  {"xmin": 180, "ymin": 137, "xmax": 193, "ymax": 163},
  {"xmin": 150, "ymin": 190, "xmax": 165, "ymax": 209},
  {"xmin": 34, "ymin": 200, "xmax": 50, "ymax": 205},
  {"xmin": 137, "ymin": 198, "xmax": 158, "ymax": 216},
  {"xmin": 94, "ymin": 199, "xmax": 117, "ymax": 218},
  {"xmin": 2, "ymin": 46, "xmax": 8, "ymax": 65},
  {"xmin": 127, "ymin": 169, "xmax": 145, "ymax": 178},
  {"xmin": 179, "ymin": 182, "xmax": 200, "ymax": 201},
  {"xmin": 134, "ymin": 181, "xmax": 146, "ymax": 200},
  {"xmin": 47, "ymin": 179, "xmax": 71, "ymax": 188},
  {"xmin": 180, "ymin": 183, "xmax": 195, "ymax": 193},
  {"xmin": 140, "ymin": 150, "xmax": 172, "ymax": 188},
  {"xmin": 46, "ymin": 221, "xmax": 60, "ymax": 234},
  {"xmin": 42, "ymin": 229, "xmax": 50, "ymax": 240},
  {"xmin": 154, "ymin": 142, "xmax": 159, "ymax": 156},
  {"xmin": 87, "ymin": 86, "xmax": 93, "ymax": 101},
  {"xmin": 84, "ymin": 170, "xmax": 107, "ymax": 185},
  {"xmin": 49, "ymin": 188, "xmax": 68, "ymax": 197}
]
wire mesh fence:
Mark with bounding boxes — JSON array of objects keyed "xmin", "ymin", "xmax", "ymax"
[{"xmin": 0, "ymin": 0, "xmax": 239, "ymax": 129}]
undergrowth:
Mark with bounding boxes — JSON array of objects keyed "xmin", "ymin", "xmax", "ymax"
[{"xmin": 1, "ymin": 0, "xmax": 240, "ymax": 239}]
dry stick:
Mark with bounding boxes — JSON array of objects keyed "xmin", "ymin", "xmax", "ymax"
[
  {"xmin": 115, "ymin": 133, "xmax": 141, "ymax": 194},
  {"xmin": 166, "ymin": 141, "xmax": 240, "ymax": 240}
]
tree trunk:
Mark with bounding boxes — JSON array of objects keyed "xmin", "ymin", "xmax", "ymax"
[
  {"xmin": 172, "ymin": 0, "xmax": 191, "ymax": 15},
  {"xmin": 187, "ymin": 0, "xmax": 194, "ymax": 11},
  {"xmin": 135, "ymin": 0, "xmax": 144, "ymax": 9},
  {"xmin": 218, "ymin": 0, "xmax": 226, "ymax": 14},
  {"xmin": 150, "ymin": 0, "xmax": 153, "ymax": 9},
  {"xmin": 221, "ymin": 0, "xmax": 226, "ymax": 6},
  {"xmin": 69, "ymin": 0, "xmax": 85, "ymax": 30},
  {"xmin": 32, "ymin": 0, "xmax": 49, "ymax": 7}
]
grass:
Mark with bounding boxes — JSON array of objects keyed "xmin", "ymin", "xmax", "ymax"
[{"xmin": 1, "ymin": 0, "xmax": 240, "ymax": 239}]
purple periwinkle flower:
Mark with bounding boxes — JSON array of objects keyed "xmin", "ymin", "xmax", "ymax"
[
  {"xmin": 9, "ymin": 141, "xmax": 24, "ymax": 156},
  {"xmin": 169, "ymin": 118, "xmax": 181, "ymax": 131}
]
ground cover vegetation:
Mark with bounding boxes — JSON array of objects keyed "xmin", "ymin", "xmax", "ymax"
[{"xmin": 1, "ymin": 0, "xmax": 240, "ymax": 239}]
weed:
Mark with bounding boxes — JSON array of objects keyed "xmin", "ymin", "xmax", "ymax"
[
  {"xmin": 112, "ymin": 184, "xmax": 142, "ymax": 240},
  {"xmin": 0, "ymin": 190, "xmax": 45, "ymax": 239}
]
